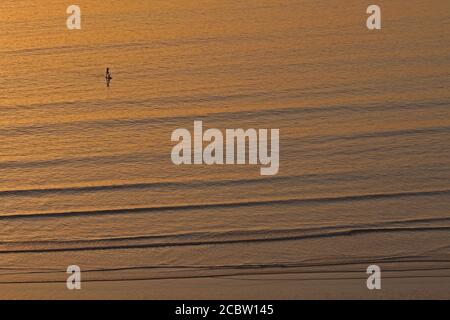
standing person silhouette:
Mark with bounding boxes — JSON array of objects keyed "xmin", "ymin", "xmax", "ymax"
[{"xmin": 105, "ymin": 68, "xmax": 112, "ymax": 87}]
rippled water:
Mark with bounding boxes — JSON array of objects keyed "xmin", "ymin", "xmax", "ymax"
[{"xmin": 0, "ymin": 0, "xmax": 449, "ymax": 298}]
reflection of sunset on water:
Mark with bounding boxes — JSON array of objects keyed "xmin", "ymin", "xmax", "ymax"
[{"xmin": 0, "ymin": 0, "xmax": 449, "ymax": 299}]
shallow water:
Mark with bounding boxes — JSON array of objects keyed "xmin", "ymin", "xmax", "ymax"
[{"xmin": 0, "ymin": 0, "xmax": 449, "ymax": 297}]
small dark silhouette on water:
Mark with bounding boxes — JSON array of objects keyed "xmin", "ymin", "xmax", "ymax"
[{"xmin": 105, "ymin": 68, "xmax": 112, "ymax": 87}]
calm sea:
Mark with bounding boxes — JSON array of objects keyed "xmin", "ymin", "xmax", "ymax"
[{"xmin": 0, "ymin": 0, "xmax": 449, "ymax": 297}]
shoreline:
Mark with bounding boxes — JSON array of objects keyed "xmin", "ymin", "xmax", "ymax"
[{"xmin": 2, "ymin": 273, "xmax": 449, "ymax": 300}]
